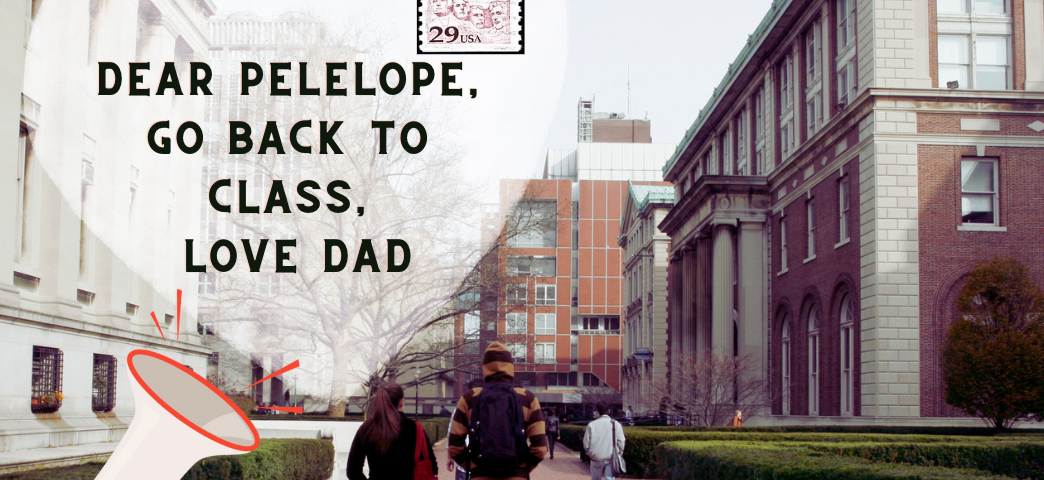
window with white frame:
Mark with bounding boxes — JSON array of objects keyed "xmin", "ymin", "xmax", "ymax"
[
  {"xmin": 779, "ymin": 216, "xmax": 789, "ymax": 272},
  {"xmin": 937, "ymin": 0, "xmax": 1010, "ymax": 90},
  {"xmin": 781, "ymin": 317, "xmax": 791, "ymax": 414},
  {"xmin": 961, "ymin": 158, "xmax": 998, "ymax": 225},
  {"xmin": 806, "ymin": 198, "xmax": 816, "ymax": 259},
  {"xmin": 754, "ymin": 88, "xmax": 767, "ymax": 175},
  {"xmin": 839, "ymin": 295, "xmax": 855, "ymax": 416},
  {"xmin": 259, "ymin": 273, "xmax": 279, "ymax": 295},
  {"xmin": 779, "ymin": 52, "xmax": 796, "ymax": 160},
  {"xmin": 535, "ymin": 284, "xmax": 556, "ymax": 305},
  {"xmin": 506, "ymin": 312, "xmax": 528, "ymax": 334},
  {"xmin": 720, "ymin": 130, "xmax": 733, "ymax": 175},
  {"xmin": 808, "ymin": 309, "xmax": 820, "ymax": 416},
  {"xmin": 805, "ymin": 20, "xmax": 824, "ymax": 137},
  {"xmin": 507, "ymin": 200, "xmax": 558, "ymax": 248},
  {"xmin": 836, "ymin": 0, "xmax": 858, "ymax": 108},
  {"xmin": 535, "ymin": 313, "xmax": 556, "ymax": 335},
  {"xmin": 535, "ymin": 343, "xmax": 555, "ymax": 364},
  {"xmin": 507, "ymin": 283, "xmax": 528, "ymax": 305},
  {"xmin": 838, "ymin": 177, "xmax": 850, "ymax": 242},
  {"xmin": 507, "ymin": 342, "xmax": 527, "ymax": 363},
  {"xmin": 736, "ymin": 109, "xmax": 748, "ymax": 175},
  {"xmin": 198, "ymin": 272, "xmax": 216, "ymax": 294}
]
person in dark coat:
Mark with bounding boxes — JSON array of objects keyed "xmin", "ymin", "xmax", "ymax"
[{"xmin": 347, "ymin": 382, "xmax": 437, "ymax": 480}]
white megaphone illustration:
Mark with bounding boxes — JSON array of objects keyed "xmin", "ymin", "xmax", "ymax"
[{"xmin": 95, "ymin": 349, "xmax": 260, "ymax": 480}]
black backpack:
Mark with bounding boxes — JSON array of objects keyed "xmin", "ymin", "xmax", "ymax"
[{"xmin": 467, "ymin": 382, "xmax": 526, "ymax": 478}]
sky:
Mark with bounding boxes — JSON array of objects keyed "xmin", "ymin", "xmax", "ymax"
[{"xmin": 215, "ymin": 0, "xmax": 775, "ymax": 188}]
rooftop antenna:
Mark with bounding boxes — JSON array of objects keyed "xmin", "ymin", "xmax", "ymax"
[{"xmin": 627, "ymin": 65, "xmax": 631, "ymax": 119}]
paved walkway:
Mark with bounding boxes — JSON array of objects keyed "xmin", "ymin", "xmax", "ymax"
[{"xmin": 434, "ymin": 441, "xmax": 593, "ymax": 480}]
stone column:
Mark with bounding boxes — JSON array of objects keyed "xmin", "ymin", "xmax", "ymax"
[
  {"xmin": 711, "ymin": 223, "xmax": 735, "ymax": 354},
  {"xmin": 738, "ymin": 221, "xmax": 767, "ymax": 374},
  {"xmin": 681, "ymin": 245, "xmax": 695, "ymax": 362},
  {"xmin": 696, "ymin": 234, "xmax": 713, "ymax": 356}
]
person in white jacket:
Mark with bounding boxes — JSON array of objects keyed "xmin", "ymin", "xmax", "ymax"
[{"xmin": 582, "ymin": 404, "xmax": 625, "ymax": 480}]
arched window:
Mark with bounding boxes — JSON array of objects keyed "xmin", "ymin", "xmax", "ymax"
[
  {"xmin": 781, "ymin": 317, "xmax": 791, "ymax": 415},
  {"xmin": 840, "ymin": 294, "xmax": 855, "ymax": 416},
  {"xmin": 808, "ymin": 308, "xmax": 820, "ymax": 416}
]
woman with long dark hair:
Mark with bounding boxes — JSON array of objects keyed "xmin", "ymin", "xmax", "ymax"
[{"xmin": 347, "ymin": 383, "xmax": 438, "ymax": 480}]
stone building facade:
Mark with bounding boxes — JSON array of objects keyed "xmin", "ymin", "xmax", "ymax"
[
  {"xmin": 618, "ymin": 183, "xmax": 674, "ymax": 414},
  {"xmin": 660, "ymin": 0, "xmax": 1044, "ymax": 422},
  {"xmin": 0, "ymin": 0, "xmax": 214, "ymax": 463}
]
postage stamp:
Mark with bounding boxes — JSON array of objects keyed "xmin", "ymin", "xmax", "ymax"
[{"xmin": 417, "ymin": 0, "xmax": 524, "ymax": 54}]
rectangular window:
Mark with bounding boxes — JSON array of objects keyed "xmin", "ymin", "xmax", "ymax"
[
  {"xmin": 780, "ymin": 217, "xmax": 789, "ymax": 272},
  {"xmin": 259, "ymin": 273, "xmax": 279, "ymax": 296},
  {"xmin": 839, "ymin": 178, "xmax": 850, "ymax": 242},
  {"xmin": 208, "ymin": 352, "xmax": 220, "ymax": 368},
  {"xmin": 806, "ymin": 199, "xmax": 817, "ymax": 259},
  {"xmin": 507, "ymin": 342, "xmax": 527, "ymax": 363},
  {"xmin": 198, "ymin": 272, "xmax": 216, "ymax": 295},
  {"xmin": 507, "ymin": 200, "xmax": 557, "ymax": 248},
  {"xmin": 506, "ymin": 312, "xmax": 528, "ymax": 334},
  {"xmin": 838, "ymin": 0, "xmax": 855, "ymax": 50},
  {"xmin": 535, "ymin": 343, "xmax": 556, "ymax": 364},
  {"xmin": 961, "ymin": 159, "xmax": 997, "ymax": 224},
  {"xmin": 507, "ymin": 284, "xmax": 528, "ymax": 305},
  {"xmin": 535, "ymin": 313, "xmax": 556, "ymax": 334},
  {"xmin": 736, "ymin": 110, "xmax": 748, "ymax": 175},
  {"xmin": 92, "ymin": 354, "xmax": 117, "ymax": 413},
  {"xmin": 582, "ymin": 372, "xmax": 602, "ymax": 387},
  {"xmin": 805, "ymin": 21, "xmax": 824, "ymax": 137},
  {"xmin": 31, "ymin": 346, "xmax": 63, "ymax": 413},
  {"xmin": 938, "ymin": 33, "xmax": 1009, "ymax": 90},
  {"xmin": 508, "ymin": 256, "xmax": 556, "ymax": 277},
  {"xmin": 534, "ymin": 283, "xmax": 559, "ymax": 304}
]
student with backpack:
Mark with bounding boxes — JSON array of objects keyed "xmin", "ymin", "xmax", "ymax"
[
  {"xmin": 447, "ymin": 379, "xmax": 485, "ymax": 480},
  {"xmin": 347, "ymin": 383, "xmax": 438, "ymax": 480},
  {"xmin": 447, "ymin": 342, "xmax": 548, "ymax": 479}
]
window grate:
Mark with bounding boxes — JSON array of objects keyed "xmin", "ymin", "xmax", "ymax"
[
  {"xmin": 31, "ymin": 346, "xmax": 63, "ymax": 413},
  {"xmin": 92, "ymin": 354, "xmax": 117, "ymax": 412}
]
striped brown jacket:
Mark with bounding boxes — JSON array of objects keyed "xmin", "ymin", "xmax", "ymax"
[{"xmin": 447, "ymin": 375, "xmax": 547, "ymax": 480}]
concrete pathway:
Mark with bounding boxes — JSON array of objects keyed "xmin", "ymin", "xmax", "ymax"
[{"xmin": 434, "ymin": 441, "xmax": 594, "ymax": 480}]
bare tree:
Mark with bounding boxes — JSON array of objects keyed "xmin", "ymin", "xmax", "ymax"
[{"xmin": 646, "ymin": 352, "xmax": 769, "ymax": 426}]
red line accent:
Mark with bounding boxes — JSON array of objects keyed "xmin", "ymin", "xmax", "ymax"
[
  {"xmin": 150, "ymin": 312, "xmax": 167, "ymax": 342},
  {"xmin": 176, "ymin": 289, "xmax": 182, "ymax": 342},
  {"xmin": 242, "ymin": 359, "xmax": 301, "ymax": 391},
  {"xmin": 258, "ymin": 406, "xmax": 303, "ymax": 414}
]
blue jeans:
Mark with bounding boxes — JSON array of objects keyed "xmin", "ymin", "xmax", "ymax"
[{"xmin": 590, "ymin": 459, "xmax": 615, "ymax": 480}]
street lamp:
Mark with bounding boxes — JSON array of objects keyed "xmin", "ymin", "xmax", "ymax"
[{"xmin": 413, "ymin": 367, "xmax": 421, "ymax": 421}]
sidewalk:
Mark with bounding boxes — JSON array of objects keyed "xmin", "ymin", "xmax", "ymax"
[{"xmin": 434, "ymin": 441, "xmax": 593, "ymax": 480}]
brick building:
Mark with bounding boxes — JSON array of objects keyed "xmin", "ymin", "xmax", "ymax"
[
  {"xmin": 660, "ymin": 0, "xmax": 1044, "ymax": 422},
  {"xmin": 454, "ymin": 100, "xmax": 673, "ymax": 414}
]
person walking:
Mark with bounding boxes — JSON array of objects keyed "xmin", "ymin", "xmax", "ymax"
[
  {"xmin": 447, "ymin": 342, "xmax": 548, "ymax": 479},
  {"xmin": 583, "ymin": 403, "xmax": 626, "ymax": 480},
  {"xmin": 545, "ymin": 407, "xmax": 561, "ymax": 459},
  {"xmin": 624, "ymin": 406, "xmax": 634, "ymax": 426},
  {"xmin": 347, "ymin": 383, "xmax": 438, "ymax": 480},
  {"xmin": 446, "ymin": 379, "xmax": 484, "ymax": 480}
]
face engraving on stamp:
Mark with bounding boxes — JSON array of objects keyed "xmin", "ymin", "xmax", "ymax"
[
  {"xmin": 430, "ymin": 0, "xmax": 451, "ymax": 17},
  {"xmin": 489, "ymin": 1, "xmax": 508, "ymax": 30},
  {"xmin": 452, "ymin": 0, "xmax": 470, "ymax": 20},
  {"xmin": 470, "ymin": 6, "xmax": 489, "ymax": 29}
]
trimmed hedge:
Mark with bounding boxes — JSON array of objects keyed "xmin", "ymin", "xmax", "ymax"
[
  {"xmin": 812, "ymin": 442, "xmax": 1044, "ymax": 480},
  {"xmin": 181, "ymin": 438, "xmax": 334, "ymax": 480},
  {"xmin": 655, "ymin": 441, "xmax": 1019, "ymax": 480},
  {"xmin": 559, "ymin": 424, "xmax": 1042, "ymax": 478},
  {"xmin": 419, "ymin": 418, "xmax": 447, "ymax": 444}
]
